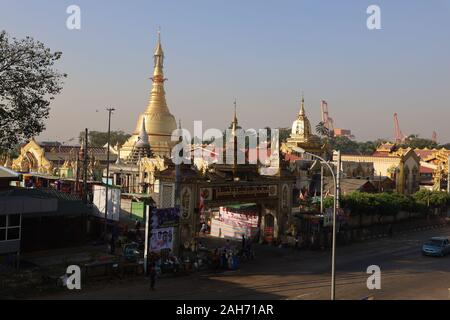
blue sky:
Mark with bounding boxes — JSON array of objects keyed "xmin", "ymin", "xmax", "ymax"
[{"xmin": 1, "ymin": 0, "xmax": 450, "ymax": 143}]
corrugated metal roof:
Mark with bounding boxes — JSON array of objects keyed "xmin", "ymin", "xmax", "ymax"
[{"xmin": 0, "ymin": 166, "xmax": 21, "ymax": 179}]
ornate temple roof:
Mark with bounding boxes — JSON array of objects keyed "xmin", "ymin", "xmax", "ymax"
[{"xmin": 127, "ymin": 118, "xmax": 153, "ymax": 163}]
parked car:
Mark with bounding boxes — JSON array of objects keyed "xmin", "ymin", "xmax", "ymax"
[{"xmin": 422, "ymin": 237, "xmax": 450, "ymax": 257}]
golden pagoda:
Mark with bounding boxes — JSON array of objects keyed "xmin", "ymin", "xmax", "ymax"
[
  {"xmin": 121, "ymin": 31, "xmax": 177, "ymax": 159},
  {"xmin": 281, "ymin": 96, "xmax": 324, "ymax": 156}
]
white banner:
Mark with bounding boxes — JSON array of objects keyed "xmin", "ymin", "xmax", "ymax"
[
  {"xmin": 92, "ymin": 185, "xmax": 121, "ymax": 221},
  {"xmin": 150, "ymin": 227, "xmax": 174, "ymax": 252}
]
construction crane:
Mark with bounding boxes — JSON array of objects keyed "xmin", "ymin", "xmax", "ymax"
[
  {"xmin": 321, "ymin": 100, "xmax": 334, "ymax": 132},
  {"xmin": 393, "ymin": 113, "xmax": 406, "ymax": 144}
]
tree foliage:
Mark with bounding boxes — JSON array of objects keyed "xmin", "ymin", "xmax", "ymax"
[
  {"xmin": 400, "ymin": 134, "xmax": 438, "ymax": 149},
  {"xmin": 326, "ymin": 136, "xmax": 381, "ymax": 155},
  {"xmin": 315, "ymin": 121, "xmax": 330, "ymax": 138},
  {"xmin": 278, "ymin": 127, "xmax": 291, "ymax": 143},
  {"xmin": 323, "ymin": 190, "xmax": 450, "ymax": 216},
  {"xmin": 0, "ymin": 31, "xmax": 66, "ymax": 152},
  {"xmin": 80, "ymin": 130, "xmax": 131, "ymax": 148},
  {"xmin": 412, "ymin": 189, "xmax": 450, "ymax": 208}
]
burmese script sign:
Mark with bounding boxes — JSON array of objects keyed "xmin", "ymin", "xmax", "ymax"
[{"xmin": 212, "ymin": 185, "xmax": 278, "ymax": 200}]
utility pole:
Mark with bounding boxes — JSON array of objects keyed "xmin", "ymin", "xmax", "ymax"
[
  {"xmin": 291, "ymin": 146, "xmax": 338, "ymax": 300},
  {"xmin": 447, "ymin": 155, "xmax": 450, "ymax": 194},
  {"xmin": 144, "ymin": 204, "xmax": 151, "ymax": 275},
  {"xmin": 336, "ymin": 150, "xmax": 341, "ymax": 209},
  {"xmin": 331, "ymin": 150, "xmax": 341, "ymax": 300},
  {"xmin": 82, "ymin": 128, "xmax": 89, "ymax": 204},
  {"xmin": 75, "ymin": 152, "xmax": 80, "ymax": 196},
  {"xmin": 320, "ymin": 165, "xmax": 324, "ymax": 214},
  {"xmin": 104, "ymin": 108, "xmax": 115, "ymax": 243},
  {"xmin": 175, "ymin": 120, "xmax": 182, "ymax": 254}
]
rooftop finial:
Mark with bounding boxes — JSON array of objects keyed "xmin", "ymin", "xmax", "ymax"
[
  {"xmin": 233, "ymin": 99, "xmax": 238, "ymax": 123},
  {"xmin": 154, "ymin": 27, "xmax": 164, "ymax": 56},
  {"xmin": 299, "ymin": 92, "xmax": 305, "ymax": 116}
]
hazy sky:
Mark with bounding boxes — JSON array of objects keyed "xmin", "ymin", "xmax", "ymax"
[{"xmin": 1, "ymin": 0, "xmax": 450, "ymax": 143}]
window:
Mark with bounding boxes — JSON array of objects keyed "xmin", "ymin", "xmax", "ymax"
[
  {"xmin": 0, "ymin": 214, "xmax": 21, "ymax": 242},
  {"xmin": 8, "ymin": 214, "xmax": 20, "ymax": 227},
  {"xmin": 7, "ymin": 227, "xmax": 20, "ymax": 240}
]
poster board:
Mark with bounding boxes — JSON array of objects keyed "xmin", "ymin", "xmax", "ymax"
[
  {"xmin": 92, "ymin": 185, "xmax": 121, "ymax": 221},
  {"xmin": 150, "ymin": 227, "xmax": 174, "ymax": 252}
]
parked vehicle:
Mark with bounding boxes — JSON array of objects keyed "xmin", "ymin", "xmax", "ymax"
[
  {"xmin": 123, "ymin": 242, "xmax": 140, "ymax": 262},
  {"xmin": 422, "ymin": 237, "xmax": 450, "ymax": 257}
]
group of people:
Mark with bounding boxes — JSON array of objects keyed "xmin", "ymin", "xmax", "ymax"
[
  {"xmin": 211, "ymin": 247, "xmax": 238, "ymax": 271},
  {"xmin": 147, "ymin": 249, "xmax": 183, "ymax": 290},
  {"xmin": 211, "ymin": 237, "xmax": 255, "ymax": 271}
]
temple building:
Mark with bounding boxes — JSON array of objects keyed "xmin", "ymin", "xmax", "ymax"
[
  {"xmin": 371, "ymin": 143, "xmax": 450, "ymax": 191},
  {"xmin": 281, "ymin": 96, "xmax": 328, "ymax": 159},
  {"xmin": 120, "ymin": 31, "xmax": 177, "ymax": 160},
  {"xmin": 156, "ymin": 109, "xmax": 296, "ymax": 246},
  {"xmin": 9, "ymin": 138, "xmax": 112, "ymax": 180},
  {"xmin": 339, "ymin": 147, "xmax": 421, "ymax": 195},
  {"xmin": 106, "ymin": 31, "xmax": 180, "ymax": 195},
  {"xmin": 108, "ymin": 118, "xmax": 167, "ymax": 194}
]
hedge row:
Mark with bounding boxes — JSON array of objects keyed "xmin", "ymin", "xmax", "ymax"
[{"xmin": 323, "ymin": 190, "xmax": 450, "ymax": 216}]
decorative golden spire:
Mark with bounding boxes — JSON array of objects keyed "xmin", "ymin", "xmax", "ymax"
[
  {"xmin": 299, "ymin": 94, "xmax": 305, "ymax": 117},
  {"xmin": 130, "ymin": 28, "xmax": 176, "ymax": 144},
  {"xmin": 147, "ymin": 29, "xmax": 168, "ymax": 112},
  {"xmin": 154, "ymin": 27, "xmax": 163, "ymax": 56}
]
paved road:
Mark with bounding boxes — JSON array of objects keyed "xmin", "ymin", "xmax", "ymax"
[{"xmin": 42, "ymin": 226, "xmax": 450, "ymax": 300}]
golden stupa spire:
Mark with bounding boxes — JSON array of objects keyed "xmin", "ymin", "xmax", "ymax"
[
  {"xmin": 299, "ymin": 93, "xmax": 305, "ymax": 117},
  {"xmin": 146, "ymin": 28, "xmax": 168, "ymax": 112}
]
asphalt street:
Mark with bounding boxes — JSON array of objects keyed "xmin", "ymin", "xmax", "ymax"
[{"xmin": 42, "ymin": 225, "xmax": 450, "ymax": 300}]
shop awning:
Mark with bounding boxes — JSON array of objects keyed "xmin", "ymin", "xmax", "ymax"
[{"xmin": 223, "ymin": 203, "xmax": 258, "ymax": 210}]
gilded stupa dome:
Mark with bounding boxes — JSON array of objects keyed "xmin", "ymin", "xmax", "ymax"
[{"xmin": 122, "ymin": 31, "xmax": 177, "ymax": 158}]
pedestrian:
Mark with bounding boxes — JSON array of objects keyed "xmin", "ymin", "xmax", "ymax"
[
  {"xmin": 110, "ymin": 233, "xmax": 116, "ymax": 254},
  {"xmin": 242, "ymin": 234, "xmax": 246, "ymax": 250},
  {"xmin": 200, "ymin": 222, "xmax": 208, "ymax": 234},
  {"xmin": 149, "ymin": 262, "xmax": 157, "ymax": 290},
  {"xmin": 225, "ymin": 239, "xmax": 231, "ymax": 251},
  {"xmin": 135, "ymin": 219, "xmax": 141, "ymax": 232},
  {"xmin": 388, "ymin": 224, "xmax": 393, "ymax": 237}
]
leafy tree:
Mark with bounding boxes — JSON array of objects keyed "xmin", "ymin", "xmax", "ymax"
[
  {"xmin": 315, "ymin": 121, "xmax": 330, "ymax": 138},
  {"xmin": 328, "ymin": 136, "xmax": 360, "ymax": 154},
  {"xmin": 439, "ymin": 143, "xmax": 450, "ymax": 149},
  {"xmin": 278, "ymin": 127, "xmax": 291, "ymax": 143},
  {"xmin": 400, "ymin": 134, "xmax": 438, "ymax": 149},
  {"xmin": 0, "ymin": 31, "xmax": 66, "ymax": 152},
  {"xmin": 325, "ymin": 136, "xmax": 380, "ymax": 155},
  {"xmin": 412, "ymin": 189, "xmax": 450, "ymax": 208},
  {"xmin": 81, "ymin": 130, "xmax": 131, "ymax": 147}
]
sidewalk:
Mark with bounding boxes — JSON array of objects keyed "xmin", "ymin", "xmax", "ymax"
[{"xmin": 21, "ymin": 245, "xmax": 112, "ymax": 268}]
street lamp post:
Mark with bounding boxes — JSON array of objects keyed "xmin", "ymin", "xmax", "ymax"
[
  {"xmin": 104, "ymin": 108, "xmax": 115, "ymax": 247},
  {"xmin": 292, "ymin": 146, "xmax": 339, "ymax": 300},
  {"xmin": 447, "ymin": 155, "xmax": 450, "ymax": 194}
]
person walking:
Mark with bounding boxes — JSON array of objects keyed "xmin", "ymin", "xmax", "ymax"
[{"xmin": 149, "ymin": 262, "xmax": 157, "ymax": 290}]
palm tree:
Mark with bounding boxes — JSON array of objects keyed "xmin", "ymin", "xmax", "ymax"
[{"xmin": 316, "ymin": 122, "xmax": 330, "ymax": 138}]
